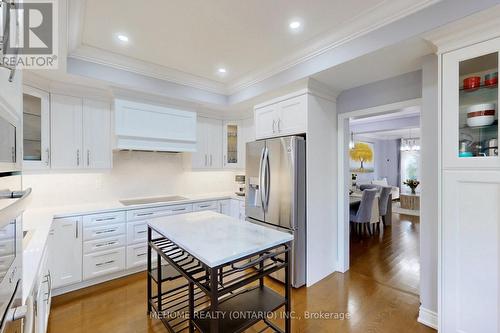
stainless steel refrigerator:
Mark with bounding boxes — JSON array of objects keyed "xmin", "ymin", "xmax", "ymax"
[{"xmin": 245, "ymin": 136, "xmax": 306, "ymax": 288}]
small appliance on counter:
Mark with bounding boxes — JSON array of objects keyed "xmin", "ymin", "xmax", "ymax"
[{"xmin": 235, "ymin": 175, "xmax": 245, "ymax": 196}]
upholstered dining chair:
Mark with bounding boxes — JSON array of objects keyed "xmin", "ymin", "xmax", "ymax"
[
  {"xmin": 359, "ymin": 184, "xmax": 380, "ymax": 192},
  {"xmin": 376, "ymin": 186, "xmax": 392, "ymax": 232},
  {"xmin": 350, "ymin": 188, "xmax": 378, "ymax": 236}
]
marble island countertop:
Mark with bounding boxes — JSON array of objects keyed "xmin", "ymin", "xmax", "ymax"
[
  {"xmin": 149, "ymin": 211, "xmax": 293, "ymax": 268},
  {"xmin": 21, "ymin": 192, "xmax": 245, "ymax": 303}
]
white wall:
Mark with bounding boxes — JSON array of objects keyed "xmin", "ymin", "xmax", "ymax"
[
  {"xmin": 23, "ymin": 151, "xmax": 238, "ymax": 208},
  {"xmin": 306, "ymin": 93, "xmax": 337, "ymax": 286},
  {"xmin": 419, "ymin": 55, "xmax": 439, "ymax": 322}
]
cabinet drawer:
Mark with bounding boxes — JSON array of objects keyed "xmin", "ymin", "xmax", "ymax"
[
  {"xmin": 83, "ymin": 247, "xmax": 125, "ymax": 280},
  {"xmin": 126, "ymin": 244, "xmax": 148, "ymax": 269},
  {"xmin": 127, "ymin": 221, "xmax": 162, "ymax": 244},
  {"xmin": 193, "ymin": 201, "xmax": 218, "ymax": 212},
  {"xmin": 126, "ymin": 204, "xmax": 193, "ymax": 221},
  {"xmin": 83, "ymin": 234, "xmax": 126, "ymax": 254},
  {"xmin": 83, "ymin": 223, "xmax": 125, "ymax": 241},
  {"xmin": 83, "ymin": 211, "xmax": 126, "ymax": 227}
]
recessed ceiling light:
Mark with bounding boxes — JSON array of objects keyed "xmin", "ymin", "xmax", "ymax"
[
  {"xmin": 289, "ymin": 21, "xmax": 301, "ymax": 30},
  {"xmin": 117, "ymin": 34, "xmax": 129, "ymax": 43},
  {"xmin": 218, "ymin": 68, "xmax": 227, "ymax": 74}
]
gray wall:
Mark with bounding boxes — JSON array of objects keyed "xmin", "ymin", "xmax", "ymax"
[
  {"xmin": 337, "ymin": 70, "xmax": 422, "ymax": 114},
  {"xmin": 339, "ymin": 67, "xmax": 438, "ymax": 317},
  {"xmin": 420, "ymin": 55, "xmax": 439, "ymax": 315}
]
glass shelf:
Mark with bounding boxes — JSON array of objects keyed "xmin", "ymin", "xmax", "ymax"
[{"xmin": 458, "ymin": 52, "xmax": 498, "ymax": 158}]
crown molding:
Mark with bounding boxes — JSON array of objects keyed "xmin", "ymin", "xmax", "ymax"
[
  {"xmin": 423, "ymin": 4, "xmax": 500, "ymax": 53},
  {"xmin": 68, "ymin": 0, "xmax": 438, "ymax": 97}
]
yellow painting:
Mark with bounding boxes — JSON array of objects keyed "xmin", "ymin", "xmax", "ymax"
[{"xmin": 349, "ymin": 141, "xmax": 374, "ymax": 173}]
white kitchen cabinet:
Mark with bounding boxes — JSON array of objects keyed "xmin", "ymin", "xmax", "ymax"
[
  {"xmin": 230, "ymin": 199, "xmax": 245, "ymax": 221},
  {"xmin": 222, "ymin": 120, "xmax": 242, "ymax": 169},
  {"xmin": 83, "ymin": 99, "xmax": 112, "ymax": 169},
  {"xmin": 193, "ymin": 201, "xmax": 219, "ymax": 212},
  {"xmin": 48, "ymin": 217, "xmax": 83, "ymax": 289},
  {"xmin": 83, "ymin": 247, "xmax": 126, "ymax": 280},
  {"xmin": 442, "ymin": 37, "xmax": 500, "ymax": 169},
  {"xmin": 35, "ymin": 245, "xmax": 51, "ymax": 333},
  {"xmin": 254, "ymin": 94, "xmax": 307, "ymax": 139},
  {"xmin": 50, "ymin": 94, "xmax": 83, "ymax": 169},
  {"xmin": 23, "ymin": 86, "xmax": 51, "ymax": 170},
  {"xmin": 218, "ymin": 199, "xmax": 231, "ymax": 215},
  {"xmin": 192, "ymin": 117, "xmax": 222, "ymax": 169},
  {"xmin": 51, "ymin": 94, "xmax": 112, "ymax": 170}
]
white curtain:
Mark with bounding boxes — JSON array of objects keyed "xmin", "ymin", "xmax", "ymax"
[{"xmin": 400, "ymin": 149, "xmax": 420, "ymax": 193}]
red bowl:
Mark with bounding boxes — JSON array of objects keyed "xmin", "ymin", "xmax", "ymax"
[{"xmin": 463, "ymin": 76, "xmax": 481, "ymax": 90}]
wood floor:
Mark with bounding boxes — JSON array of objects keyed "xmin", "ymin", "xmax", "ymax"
[{"xmin": 48, "ymin": 213, "xmax": 434, "ymax": 333}]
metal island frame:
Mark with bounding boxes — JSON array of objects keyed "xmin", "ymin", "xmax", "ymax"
[{"xmin": 146, "ymin": 212, "xmax": 293, "ymax": 333}]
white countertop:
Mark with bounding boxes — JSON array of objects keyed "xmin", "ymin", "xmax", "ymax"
[
  {"xmin": 148, "ymin": 211, "xmax": 293, "ymax": 268},
  {"xmin": 21, "ymin": 192, "xmax": 245, "ymax": 303}
]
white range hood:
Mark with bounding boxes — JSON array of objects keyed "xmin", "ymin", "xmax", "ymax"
[{"xmin": 113, "ymin": 99, "xmax": 197, "ymax": 152}]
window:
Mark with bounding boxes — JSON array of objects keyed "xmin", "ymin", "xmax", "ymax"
[{"xmin": 400, "ymin": 149, "xmax": 420, "ymax": 193}]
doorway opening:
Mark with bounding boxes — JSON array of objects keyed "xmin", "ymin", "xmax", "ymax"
[{"xmin": 338, "ymin": 99, "xmax": 423, "ymax": 296}]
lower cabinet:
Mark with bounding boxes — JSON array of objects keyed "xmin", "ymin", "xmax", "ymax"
[
  {"xmin": 83, "ymin": 247, "xmax": 126, "ymax": 280},
  {"xmin": 47, "ymin": 199, "xmax": 238, "ymax": 294},
  {"xmin": 47, "ymin": 216, "xmax": 82, "ymax": 289},
  {"xmin": 34, "ymin": 245, "xmax": 51, "ymax": 333}
]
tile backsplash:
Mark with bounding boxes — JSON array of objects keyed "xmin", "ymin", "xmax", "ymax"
[{"xmin": 23, "ymin": 151, "xmax": 239, "ymax": 208}]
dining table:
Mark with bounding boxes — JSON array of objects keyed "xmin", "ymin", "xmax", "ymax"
[{"xmin": 349, "ymin": 190, "xmax": 392, "ymax": 226}]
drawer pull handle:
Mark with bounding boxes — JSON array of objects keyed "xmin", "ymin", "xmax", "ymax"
[
  {"xmin": 95, "ymin": 229, "xmax": 117, "ymax": 235},
  {"xmin": 95, "ymin": 217, "xmax": 116, "ymax": 222},
  {"xmin": 137, "ymin": 253, "xmax": 147, "ymax": 257},
  {"xmin": 95, "ymin": 241, "xmax": 117, "ymax": 248},
  {"xmin": 96, "ymin": 260, "xmax": 115, "ymax": 267},
  {"xmin": 172, "ymin": 208, "xmax": 186, "ymax": 212},
  {"xmin": 137, "ymin": 212, "xmax": 154, "ymax": 217},
  {"xmin": 199, "ymin": 205, "xmax": 210, "ymax": 208},
  {"xmin": 137, "ymin": 230, "xmax": 147, "ymax": 234}
]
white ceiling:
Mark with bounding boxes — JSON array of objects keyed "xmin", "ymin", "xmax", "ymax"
[
  {"xmin": 78, "ymin": 0, "xmax": 435, "ymax": 87},
  {"xmin": 312, "ymin": 37, "xmax": 434, "ymax": 92}
]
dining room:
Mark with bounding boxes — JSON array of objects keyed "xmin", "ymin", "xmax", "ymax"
[{"xmin": 346, "ymin": 106, "xmax": 422, "ymax": 296}]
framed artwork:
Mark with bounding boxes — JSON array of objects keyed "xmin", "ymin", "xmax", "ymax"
[{"xmin": 349, "ymin": 141, "xmax": 375, "ymax": 173}]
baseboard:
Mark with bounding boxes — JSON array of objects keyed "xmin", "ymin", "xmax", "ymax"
[{"xmin": 418, "ymin": 306, "xmax": 438, "ymax": 330}]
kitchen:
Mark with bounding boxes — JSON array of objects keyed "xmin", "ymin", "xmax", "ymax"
[{"xmin": 2, "ymin": 1, "xmax": 500, "ymax": 333}]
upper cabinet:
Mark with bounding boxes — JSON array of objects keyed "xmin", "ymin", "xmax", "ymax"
[
  {"xmin": 254, "ymin": 94, "xmax": 307, "ymax": 139},
  {"xmin": 51, "ymin": 94, "xmax": 112, "ymax": 170},
  {"xmin": 83, "ymin": 99, "xmax": 112, "ymax": 169},
  {"xmin": 23, "ymin": 86, "xmax": 50, "ymax": 169},
  {"xmin": 443, "ymin": 37, "xmax": 500, "ymax": 169},
  {"xmin": 192, "ymin": 117, "xmax": 222, "ymax": 169}
]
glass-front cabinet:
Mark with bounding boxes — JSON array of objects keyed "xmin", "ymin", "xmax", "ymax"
[
  {"xmin": 22, "ymin": 86, "xmax": 50, "ymax": 169},
  {"xmin": 443, "ymin": 38, "xmax": 500, "ymax": 168},
  {"xmin": 222, "ymin": 120, "xmax": 243, "ymax": 169}
]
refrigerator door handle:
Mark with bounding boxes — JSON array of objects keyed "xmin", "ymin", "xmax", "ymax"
[
  {"xmin": 264, "ymin": 149, "xmax": 271, "ymax": 211},
  {"xmin": 258, "ymin": 147, "xmax": 266, "ymax": 211}
]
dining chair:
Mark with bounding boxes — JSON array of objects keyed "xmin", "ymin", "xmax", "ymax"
[
  {"xmin": 359, "ymin": 184, "xmax": 380, "ymax": 192},
  {"xmin": 376, "ymin": 186, "xmax": 392, "ymax": 232},
  {"xmin": 350, "ymin": 188, "xmax": 378, "ymax": 236}
]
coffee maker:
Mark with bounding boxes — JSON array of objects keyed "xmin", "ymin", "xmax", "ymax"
[{"xmin": 235, "ymin": 175, "xmax": 245, "ymax": 196}]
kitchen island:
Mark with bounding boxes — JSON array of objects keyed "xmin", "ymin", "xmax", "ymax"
[{"xmin": 147, "ymin": 211, "xmax": 293, "ymax": 333}]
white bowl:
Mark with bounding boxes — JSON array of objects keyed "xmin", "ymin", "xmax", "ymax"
[{"xmin": 467, "ymin": 115, "xmax": 495, "ymax": 127}]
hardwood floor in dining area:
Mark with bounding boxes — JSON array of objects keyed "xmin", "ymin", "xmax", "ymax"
[{"xmin": 47, "ymin": 213, "xmax": 433, "ymax": 333}]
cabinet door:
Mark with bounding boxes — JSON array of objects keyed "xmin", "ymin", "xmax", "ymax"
[
  {"xmin": 277, "ymin": 94, "xmax": 307, "ymax": 136},
  {"xmin": 22, "ymin": 86, "xmax": 50, "ymax": 169},
  {"xmin": 48, "ymin": 217, "xmax": 83, "ymax": 289},
  {"xmin": 50, "ymin": 94, "xmax": 83, "ymax": 169},
  {"xmin": 192, "ymin": 117, "xmax": 208, "ymax": 169},
  {"xmin": 443, "ymin": 38, "xmax": 500, "ymax": 169},
  {"xmin": 255, "ymin": 104, "xmax": 278, "ymax": 139},
  {"xmin": 83, "ymin": 99, "xmax": 112, "ymax": 169},
  {"xmin": 442, "ymin": 170, "xmax": 500, "ymax": 333},
  {"xmin": 206, "ymin": 118, "xmax": 222, "ymax": 168},
  {"xmin": 218, "ymin": 199, "xmax": 231, "ymax": 215},
  {"xmin": 222, "ymin": 121, "xmax": 241, "ymax": 168}
]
